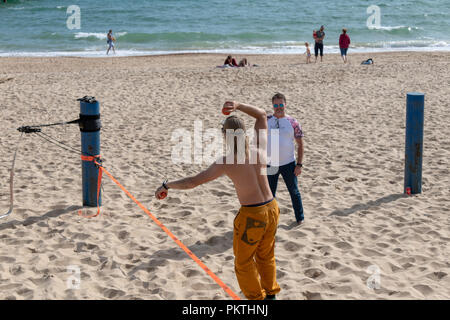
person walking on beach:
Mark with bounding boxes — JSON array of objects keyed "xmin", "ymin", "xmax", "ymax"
[
  {"xmin": 314, "ymin": 25, "xmax": 325, "ymax": 62},
  {"xmin": 339, "ymin": 28, "xmax": 351, "ymax": 63},
  {"xmin": 155, "ymin": 101, "xmax": 281, "ymax": 300},
  {"xmin": 266, "ymin": 93, "xmax": 305, "ymax": 225},
  {"xmin": 106, "ymin": 29, "xmax": 115, "ymax": 55}
]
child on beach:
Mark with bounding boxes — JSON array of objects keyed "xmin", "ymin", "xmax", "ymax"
[{"xmin": 305, "ymin": 42, "xmax": 311, "ymax": 64}]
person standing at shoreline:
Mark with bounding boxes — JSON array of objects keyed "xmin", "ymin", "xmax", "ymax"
[
  {"xmin": 106, "ymin": 29, "xmax": 116, "ymax": 55},
  {"xmin": 314, "ymin": 25, "xmax": 325, "ymax": 62},
  {"xmin": 339, "ymin": 28, "xmax": 351, "ymax": 63}
]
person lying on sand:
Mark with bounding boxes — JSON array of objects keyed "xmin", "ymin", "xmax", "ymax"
[
  {"xmin": 155, "ymin": 101, "xmax": 281, "ymax": 300},
  {"xmin": 238, "ymin": 58, "xmax": 250, "ymax": 67}
]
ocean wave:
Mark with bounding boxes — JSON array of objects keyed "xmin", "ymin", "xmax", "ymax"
[
  {"xmin": 355, "ymin": 40, "xmax": 450, "ymax": 49},
  {"xmin": 1, "ymin": 41, "xmax": 450, "ymax": 58},
  {"xmin": 367, "ymin": 25, "xmax": 422, "ymax": 32},
  {"xmin": 72, "ymin": 31, "xmax": 276, "ymax": 44},
  {"xmin": 74, "ymin": 32, "xmax": 127, "ymax": 40}
]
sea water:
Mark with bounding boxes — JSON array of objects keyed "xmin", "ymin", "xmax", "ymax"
[{"xmin": 0, "ymin": 0, "xmax": 449, "ymax": 57}]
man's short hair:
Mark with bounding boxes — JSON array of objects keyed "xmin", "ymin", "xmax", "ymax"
[{"xmin": 272, "ymin": 93, "xmax": 286, "ymax": 103}]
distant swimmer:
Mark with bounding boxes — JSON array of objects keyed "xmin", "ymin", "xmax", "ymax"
[
  {"xmin": 155, "ymin": 101, "xmax": 281, "ymax": 300},
  {"xmin": 106, "ymin": 29, "xmax": 116, "ymax": 55}
]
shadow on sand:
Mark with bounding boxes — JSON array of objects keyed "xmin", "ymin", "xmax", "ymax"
[
  {"xmin": 329, "ymin": 193, "xmax": 407, "ymax": 217},
  {"xmin": 128, "ymin": 230, "xmax": 234, "ymax": 277},
  {"xmin": 0, "ymin": 205, "xmax": 82, "ymax": 231}
]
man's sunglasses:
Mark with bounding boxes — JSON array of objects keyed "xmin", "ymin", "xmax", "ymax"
[{"xmin": 273, "ymin": 103, "xmax": 284, "ymax": 108}]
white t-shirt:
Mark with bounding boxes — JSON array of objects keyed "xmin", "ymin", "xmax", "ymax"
[{"xmin": 267, "ymin": 114, "xmax": 304, "ymax": 166}]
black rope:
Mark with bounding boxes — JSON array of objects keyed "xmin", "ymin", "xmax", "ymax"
[
  {"xmin": 29, "ymin": 119, "xmax": 79, "ymax": 129},
  {"xmin": 17, "ymin": 119, "xmax": 79, "ymax": 134},
  {"xmin": 31, "ymin": 131, "xmax": 105, "ymax": 193},
  {"xmin": 34, "ymin": 131, "xmax": 99, "ymax": 159},
  {"xmin": 33, "ymin": 131, "xmax": 83, "ymax": 156}
]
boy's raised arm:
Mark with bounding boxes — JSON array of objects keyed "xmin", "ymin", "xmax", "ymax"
[{"xmin": 222, "ymin": 101, "xmax": 267, "ymax": 131}]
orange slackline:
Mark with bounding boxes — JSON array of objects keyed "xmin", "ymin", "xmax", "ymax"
[{"xmin": 81, "ymin": 157, "xmax": 240, "ymax": 300}]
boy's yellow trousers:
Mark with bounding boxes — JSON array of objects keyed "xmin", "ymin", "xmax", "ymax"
[{"xmin": 233, "ymin": 198, "xmax": 281, "ymax": 300}]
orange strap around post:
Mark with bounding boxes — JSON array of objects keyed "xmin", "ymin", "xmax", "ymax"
[
  {"xmin": 78, "ymin": 155, "xmax": 102, "ymax": 218},
  {"xmin": 94, "ymin": 161, "xmax": 240, "ymax": 300}
]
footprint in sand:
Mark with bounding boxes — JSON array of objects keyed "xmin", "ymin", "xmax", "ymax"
[
  {"xmin": 182, "ymin": 269, "xmax": 201, "ymax": 277},
  {"xmin": 16, "ymin": 288, "xmax": 34, "ymax": 299},
  {"xmin": 376, "ymin": 242, "xmax": 390, "ymax": 248},
  {"xmin": 324, "ymin": 261, "xmax": 341, "ymax": 270},
  {"xmin": 426, "ymin": 271, "xmax": 447, "ymax": 281},
  {"xmin": 304, "ymin": 268, "xmax": 325, "ymax": 280},
  {"xmin": 71, "ymin": 232, "xmax": 90, "ymax": 241},
  {"xmin": 413, "ymin": 284, "xmax": 434, "ymax": 297},
  {"xmin": 334, "ymin": 241, "xmax": 353, "ymax": 250},
  {"xmin": 0, "ymin": 256, "xmax": 15, "ymax": 263},
  {"xmin": 10, "ymin": 265, "xmax": 24, "ymax": 275},
  {"xmin": 334, "ymin": 285, "xmax": 353, "ymax": 294},
  {"xmin": 75, "ymin": 242, "xmax": 99, "ymax": 252},
  {"xmin": 0, "ymin": 77, "xmax": 14, "ymax": 84},
  {"xmin": 359, "ymin": 248, "xmax": 383, "ymax": 257},
  {"xmin": 283, "ymin": 241, "xmax": 300, "ymax": 252},
  {"xmin": 352, "ymin": 259, "xmax": 372, "ymax": 269},
  {"xmin": 117, "ymin": 230, "xmax": 130, "ymax": 240},
  {"xmin": 180, "ymin": 210, "xmax": 192, "ymax": 217},
  {"xmin": 102, "ymin": 288, "xmax": 126, "ymax": 299},
  {"xmin": 276, "ymin": 269, "xmax": 287, "ymax": 279},
  {"xmin": 388, "ymin": 263, "xmax": 402, "ymax": 272},
  {"xmin": 81, "ymin": 257, "xmax": 100, "ymax": 267},
  {"xmin": 303, "ymin": 291, "xmax": 322, "ymax": 300},
  {"xmin": 211, "ymin": 189, "xmax": 232, "ymax": 197},
  {"xmin": 167, "ymin": 197, "xmax": 182, "ymax": 204}
]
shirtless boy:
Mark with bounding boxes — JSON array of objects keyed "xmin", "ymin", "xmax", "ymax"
[{"xmin": 155, "ymin": 101, "xmax": 281, "ymax": 300}]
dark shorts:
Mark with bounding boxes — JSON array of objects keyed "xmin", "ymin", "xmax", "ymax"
[
  {"xmin": 314, "ymin": 42, "xmax": 324, "ymax": 56},
  {"xmin": 340, "ymin": 47, "xmax": 348, "ymax": 56}
]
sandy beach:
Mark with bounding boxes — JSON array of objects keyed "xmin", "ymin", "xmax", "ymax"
[{"xmin": 0, "ymin": 51, "xmax": 449, "ymax": 300}]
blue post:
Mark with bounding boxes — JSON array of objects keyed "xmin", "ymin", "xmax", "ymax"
[
  {"xmin": 79, "ymin": 96, "xmax": 102, "ymax": 206},
  {"xmin": 404, "ymin": 92, "xmax": 424, "ymax": 195}
]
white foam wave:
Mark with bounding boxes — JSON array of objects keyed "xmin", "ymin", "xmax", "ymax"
[
  {"xmin": 1, "ymin": 40, "xmax": 449, "ymax": 58},
  {"xmin": 367, "ymin": 25, "xmax": 421, "ymax": 31},
  {"xmin": 74, "ymin": 32, "xmax": 127, "ymax": 40}
]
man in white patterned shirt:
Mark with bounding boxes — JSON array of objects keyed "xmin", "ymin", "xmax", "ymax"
[{"xmin": 267, "ymin": 93, "xmax": 305, "ymax": 225}]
